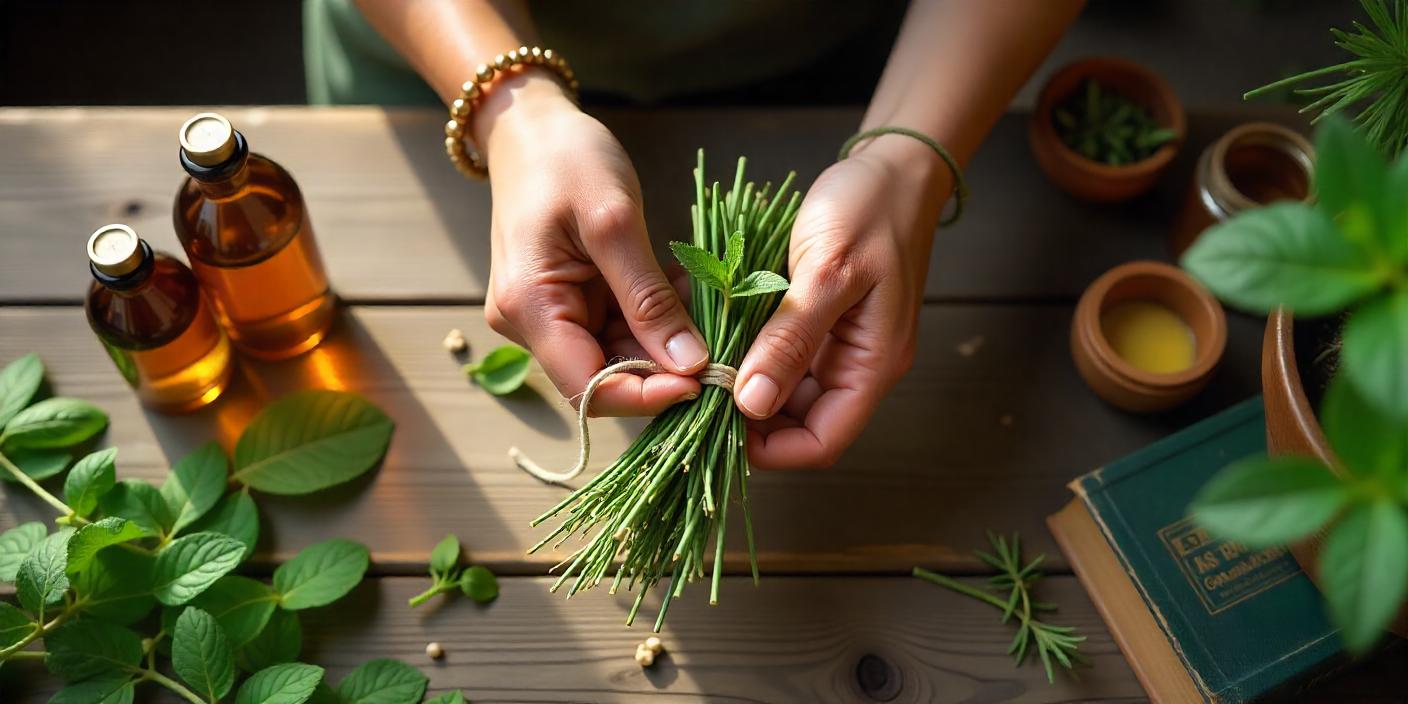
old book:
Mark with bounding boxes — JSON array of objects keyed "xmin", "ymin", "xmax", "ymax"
[{"xmin": 1047, "ymin": 398, "xmax": 1340, "ymax": 703}]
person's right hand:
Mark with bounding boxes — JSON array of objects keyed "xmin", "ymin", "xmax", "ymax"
[{"xmin": 478, "ymin": 72, "xmax": 710, "ymax": 416}]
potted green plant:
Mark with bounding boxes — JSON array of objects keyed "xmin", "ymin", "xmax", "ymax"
[{"xmin": 1180, "ymin": 115, "xmax": 1408, "ymax": 653}]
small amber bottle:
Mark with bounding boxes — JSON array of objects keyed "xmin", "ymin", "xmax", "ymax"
[
  {"xmin": 173, "ymin": 112, "xmax": 336, "ymax": 360},
  {"xmin": 85, "ymin": 224, "xmax": 233, "ymax": 412}
]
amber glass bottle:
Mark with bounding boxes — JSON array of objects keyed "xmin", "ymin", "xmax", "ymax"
[
  {"xmin": 85, "ymin": 224, "xmax": 233, "ymax": 412},
  {"xmin": 173, "ymin": 112, "xmax": 335, "ymax": 360}
]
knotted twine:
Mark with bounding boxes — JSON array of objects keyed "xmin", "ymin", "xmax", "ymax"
[{"xmin": 510, "ymin": 359, "xmax": 739, "ymax": 486}]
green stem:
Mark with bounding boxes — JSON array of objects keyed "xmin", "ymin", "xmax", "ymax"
[
  {"xmin": 141, "ymin": 668, "xmax": 207, "ymax": 704},
  {"xmin": 5, "ymin": 650, "xmax": 46, "ymax": 661},
  {"xmin": 0, "ymin": 451, "xmax": 74, "ymax": 518},
  {"xmin": 0, "ymin": 608, "xmax": 73, "ymax": 660},
  {"xmin": 912, "ymin": 567, "xmax": 1012, "ymax": 612},
  {"xmin": 407, "ymin": 581, "xmax": 450, "ymax": 608}
]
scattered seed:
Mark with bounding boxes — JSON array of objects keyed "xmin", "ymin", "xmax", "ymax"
[
  {"xmin": 956, "ymin": 335, "xmax": 985, "ymax": 357},
  {"xmin": 644, "ymin": 635, "xmax": 663, "ymax": 654},
  {"xmin": 443, "ymin": 329, "xmax": 468, "ymax": 353},
  {"xmin": 634, "ymin": 642, "xmax": 656, "ymax": 667},
  {"xmin": 426, "ymin": 642, "xmax": 445, "ymax": 659}
]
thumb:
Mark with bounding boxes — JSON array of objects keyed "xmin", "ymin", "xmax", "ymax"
[{"xmin": 579, "ymin": 199, "xmax": 709, "ymax": 374}]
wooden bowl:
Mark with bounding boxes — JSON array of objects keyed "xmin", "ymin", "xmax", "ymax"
[
  {"xmin": 1029, "ymin": 57, "xmax": 1186, "ymax": 202},
  {"xmin": 1262, "ymin": 309, "xmax": 1408, "ymax": 636},
  {"xmin": 1072, "ymin": 261, "xmax": 1225, "ymax": 412}
]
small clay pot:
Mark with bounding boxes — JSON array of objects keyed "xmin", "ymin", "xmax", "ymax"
[
  {"xmin": 1071, "ymin": 261, "xmax": 1226, "ymax": 412},
  {"xmin": 1262, "ymin": 309, "xmax": 1408, "ymax": 637},
  {"xmin": 1029, "ymin": 57, "xmax": 1186, "ymax": 202}
]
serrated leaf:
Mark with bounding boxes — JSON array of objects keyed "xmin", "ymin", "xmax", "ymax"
[
  {"xmin": 64, "ymin": 448, "xmax": 118, "ymax": 518},
  {"xmin": 232, "ymin": 391, "xmax": 394, "ymax": 495},
  {"xmin": 173, "ymin": 607, "xmax": 236, "ymax": 701},
  {"xmin": 1191, "ymin": 456, "xmax": 1349, "ymax": 546},
  {"xmin": 0, "ymin": 521, "xmax": 46, "ymax": 582},
  {"xmin": 189, "ymin": 490, "xmax": 259, "ymax": 560},
  {"xmin": 153, "ymin": 532, "xmax": 246, "ymax": 605},
  {"xmin": 729, "ymin": 270, "xmax": 790, "ymax": 298},
  {"xmin": 44, "ymin": 619, "xmax": 142, "ymax": 682},
  {"xmin": 1320, "ymin": 499, "xmax": 1408, "ymax": 653},
  {"xmin": 162, "ymin": 442, "xmax": 229, "ymax": 536},
  {"xmin": 0, "ymin": 601, "xmax": 34, "ymax": 648},
  {"xmin": 669, "ymin": 241, "xmax": 728, "ymax": 292},
  {"xmin": 724, "ymin": 231, "xmax": 745, "ymax": 279},
  {"xmin": 1181, "ymin": 201, "xmax": 1385, "ymax": 316},
  {"xmin": 67, "ymin": 517, "xmax": 149, "ymax": 577},
  {"xmin": 237, "ymin": 608, "xmax": 302, "ymax": 673},
  {"xmin": 0, "ymin": 397, "xmax": 107, "ymax": 450},
  {"xmin": 336, "ymin": 659, "xmax": 428, "ymax": 704},
  {"xmin": 1342, "ymin": 289, "xmax": 1408, "ymax": 422},
  {"xmin": 1, "ymin": 446, "xmax": 71, "ymax": 482},
  {"xmin": 73, "ymin": 548, "xmax": 157, "ymax": 625},
  {"xmin": 0, "ymin": 352, "xmax": 44, "ymax": 430},
  {"xmin": 235, "ymin": 663, "xmax": 325, "ymax": 704},
  {"xmin": 273, "ymin": 539, "xmax": 368, "ymax": 610},
  {"xmin": 191, "ymin": 575, "xmax": 278, "ymax": 647},
  {"xmin": 464, "ymin": 345, "xmax": 532, "ymax": 396},
  {"xmin": 16, "ymin": 529, "xmax": 72, "ymax": 618},
  {"xmin": 424, "ymin": 692, "xmax": 467, "ymax": 704},
  {"xmin": 429, "ymin": 534, "xmax": 459, "ymax": 577},
  {"xmin": 460, "ymin": 565, "xmax": 498, "ymax": 604},
  {"xmin": 100, "ymin": 479, "xmax": 173, "ymax": 538},
  {"xmin": 48, "ymin": 675, "xmax": 136, "ymax": 704}
]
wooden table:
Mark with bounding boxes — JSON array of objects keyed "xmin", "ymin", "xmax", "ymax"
[{"xmin": 1, "ymin": 107, "xmax": 1402, "ymax": 702}]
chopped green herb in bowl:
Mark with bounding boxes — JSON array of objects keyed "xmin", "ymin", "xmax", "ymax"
[{"xmin": 1054, "ymin": 79, "xmax": 1178, "ymax": 166}]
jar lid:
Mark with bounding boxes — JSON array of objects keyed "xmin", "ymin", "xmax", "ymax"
[
  {"xmin": 179, "ymin": 112, "xmax": 237, "ymax": 167},
  {"xmin": 87, "ymin": 224, "xmax": 145, "ymax": 277}
]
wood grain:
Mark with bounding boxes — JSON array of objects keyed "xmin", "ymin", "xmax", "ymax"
[
  {"xmin": 0, "ymin": 304, "xmax": 1265, "ymax": 574},
  {"xmin": 0, "ymin": 106, "xmax": 1304, "ymax": 305}
]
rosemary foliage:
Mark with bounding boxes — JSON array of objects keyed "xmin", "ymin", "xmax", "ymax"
[
  {"xmin": 528, "ymin": 151, "xmax": 800, "ymax": 630},
  {"xmin": 1245, "ymin": 0, "xmax": 1408, "ymax": 156},
  {"xmin": 913, "ymin": 533, "xmax": 1086, "ymax": 683}
]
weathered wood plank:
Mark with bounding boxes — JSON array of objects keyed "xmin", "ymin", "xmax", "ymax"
[
  {"xmin": 0, "ymin": 106, "xmax": 1303, "ymax": 304},
  {"xmin": 0, "ymin": 303, "xmax": 1264, "ymax": 573}
]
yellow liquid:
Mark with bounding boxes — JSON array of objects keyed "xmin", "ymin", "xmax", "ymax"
[{"xmin": 1100, "ymin": 301, "xmax": 1196, "ymax": 374}]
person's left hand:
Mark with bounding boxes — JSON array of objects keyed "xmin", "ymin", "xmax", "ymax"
[{"xmin": 731, "ymin": 136, "xmax": 951, "ymax": 469}]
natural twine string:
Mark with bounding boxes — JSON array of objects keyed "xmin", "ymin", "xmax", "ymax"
[{"xmin": 510, "ymin": 359, "xmax": 739, "ymax": 486}]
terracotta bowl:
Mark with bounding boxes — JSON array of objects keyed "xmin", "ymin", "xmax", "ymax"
[
  {"xmin": 1030, "ymin": 57, "xmax": 1186, "ymax": 202},
  {"xmin": 1072, "ymin": 261, "xmax": 1226, "ymax": 412},
  {"xmin": 1262, "ymin": 309, "xmax": 1408, "ymax": 637}
]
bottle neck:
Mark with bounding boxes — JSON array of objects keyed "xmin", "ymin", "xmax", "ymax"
[
  {"xmin": 181, "ymin": 130, "xmax": 252, "ymax": 199},
  {"xmin": 92, "ymin": 240, "xmax": 156, "ymax": 295}
]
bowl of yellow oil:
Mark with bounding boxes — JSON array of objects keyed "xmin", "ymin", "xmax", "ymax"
[{"xmin": 1071, "ymin": 261, "xmax": 1226, "ymax": 412}]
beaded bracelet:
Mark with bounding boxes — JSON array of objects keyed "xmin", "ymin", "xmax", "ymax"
[
  {"xmin": 838, "ymin": 126, "xmax": 968, "ymax": 226},
  {"xmin": 444, "ymin": 45, "xmax": 580, "ymax": 180}
]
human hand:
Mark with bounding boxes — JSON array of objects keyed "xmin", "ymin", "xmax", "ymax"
[
  {"xmin": 733, "ymin": 136, "xmax": 950, "ymax": 469},
  {"xmin": 479, "ymin": 73, "xmax": 709, "ymax": 415}
]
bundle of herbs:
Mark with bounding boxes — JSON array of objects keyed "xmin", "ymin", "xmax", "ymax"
[
  {"xmin": 1054, "ymin": 79, "xmax": 1177, "ymax": 165},
  {"xmin": 515, "ymin": 151, "xmax": 798, "ymax": 630}
]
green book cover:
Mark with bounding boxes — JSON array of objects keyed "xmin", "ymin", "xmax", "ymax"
[{"xmin": 1073, "ymin": 397, "xmax": 1341, "ymax": 702}]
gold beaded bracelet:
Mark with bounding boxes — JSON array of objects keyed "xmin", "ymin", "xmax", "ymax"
[{"xmin": 444, "ymin": 45, "xmax": 580, "ymax": 180}]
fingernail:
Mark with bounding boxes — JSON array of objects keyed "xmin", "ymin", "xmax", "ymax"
[
  {"xmin": 665, "ymin": 331, "xmax": 708, "ymax": 371},
  {"xmin": 737, "ymin": 375, "xmax": 779, "ymax": 417}
]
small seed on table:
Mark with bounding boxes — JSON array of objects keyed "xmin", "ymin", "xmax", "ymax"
[
  {"xmin": 443, "ymin": 329, "xmax": 468, "ymax": 353},
  {"xmin": 426, "ymin": 642, "xmax": 445, "ymax": 659},
  {"xmin": 644, "ymin": 636, "xmax": 663, "ymax": 654},
  {"xmin": 634, "ymin": 643, "xmax": 655, "ymax": 667}
]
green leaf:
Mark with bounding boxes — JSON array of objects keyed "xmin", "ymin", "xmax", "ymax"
[
  {"xmin": 1181, "ymin": 202, "xmax": 1386, "ymax": 315},
  {"xmin": 336, "ymin": 659, "xmax": 428, "ymax": 704},
  {"xmin": 0, "ymin": 397, "xmax": 107, "ymax": 450},
  {"xmin": 1, "ymin": 447, "xmax": 71, "ymax": 482},
  {"xmin": 16, "ymin": 529, "xmax": 72, "ymax": 617},
  {"xmin": 189, "ymin": 490, "xmax": 260, "ymax": 560},
  {"xmin": 729, "ymin": 270, "xmax": 790, "ymax": 298},
  {"xmin": 73, "ymin": 548, "xmax": 157, "ymax": 625},
  {"xmin": 44, "ymin": 619, "xmax": 142, "ymax": 682},
  {"xmin": 235, "ymin": 663, "xmax": 325, "ymax": 704},
  {"xmin": 0, "ymin": 521, "xmax": 46, "ymax": 582},
  {"xmin": 459, "ymin": 565, "xmax": 498, "ymax": 604},
  {"xmin": 162, "ymin": 442, "xmax": 229, "ymax": 536},
  {"xmin": 1314, "ymin": 116, "xmax": 1394, "ymax": 259},
  {"xmin": 236, "ymin": 608, "xmax": 302, "ymax": 673},
  {"xmin": 173, "ymin": 607, "xmax": 236, "ymax": 701},
  {"xmin": 1323, "ymin": 372, "xmax": 1408, "ymax": 480},
  {"xmin": 307, "ymin": 682, "xmax": 340, "ymax": 704},
  {"xmin": 669, "ymin": 241, "xmax": 728, "ymax": 292},
  {"xmin": 64, "ymin": 448, "xmax": 117, "ymax": 518},
  {"xmin": 232, "ymin": 390, "xmax": 394, "ymax": 495},
  {"xmin": 429, "ymin": 534, "xmax": 460, "ymax": 577},
  {"xmin": 100, "ymin": 478, "xmax": 173, "ymax": 538},
  {"xmin": 1384, "ymin": 152, "xmax": 1408, "ymax": 262},
  {"xmin": 1319, "ymin": 499, "xmax": 1408, "ymax": 653},
  {"xmin": 424, "ymin": 692, "xmax": 468, "ymax": 704},
  {"xmin": 723, "ymin": 231, "xmax": 745, "ymax": 279},
  {"xmin": 1191, "ymin": 456, "xmax": 1349, "ymax": 546},
  {"xmin": 48, "ymin": 676, "xmax": 136, "ymax": 704},
  {"xmin": 190, "ymin": 575, "xmax": 278, "ymax": 647},
  {"xmin": 1342, "ymin": 289, "xmax": 1408, "ymax": 422},
  {"xmin": 0, "ymin": 353, "xmax": 44, "ymax": 431},
  {"xmin": 0, "ymin": 601, "xmax": 34, "ymax": 648},
  {"xmin": 464, "ymin": 345, "xmax": 532, "ymax": 396},
  {"xmin": 66, "ymin": 517, "xmax": 149, "ymax": 577},
  {"xmin": 152, "ymin": 532, "xmax": 246, "ymax": 605},
  {"xmin": 273, "ymin": 538, "xmax": 369, "ymax": 610}
]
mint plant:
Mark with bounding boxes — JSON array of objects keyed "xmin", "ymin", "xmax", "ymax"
[
  {"xmin": 463, "ymin": 344, "xmax": 532, "ymax": 396},
  {"xmin": 407, "ymin": 533, "xmax": 499, "ymax": 608},
  {"xmin": 1182, "ymin": 116, "xmax": 1408, "ymax": 652}
]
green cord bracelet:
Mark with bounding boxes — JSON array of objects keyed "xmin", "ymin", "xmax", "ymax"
[{"xmin": 838, "ymin": 126, "xmax": 968, "ymax": 226}]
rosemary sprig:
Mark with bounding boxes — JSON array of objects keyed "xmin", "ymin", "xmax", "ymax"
[{"xmin": 913, "ymin": 532, "xmax": 1086, "ymax": 683}]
